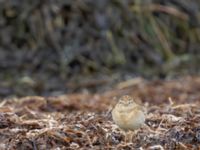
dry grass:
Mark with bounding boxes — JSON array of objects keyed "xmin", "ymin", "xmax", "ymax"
[{"xmin": 0, "ymin": 76, "xmax": 200, "ymax": 149}]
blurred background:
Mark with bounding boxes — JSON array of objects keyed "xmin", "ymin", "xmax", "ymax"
[{"xmin": 0, "ymin": 0, "xmax": 200, "ymax": 98}]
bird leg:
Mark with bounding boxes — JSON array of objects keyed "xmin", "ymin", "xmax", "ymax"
[{"xmin": 124, "ymin": 130, "xmax": 135, "ymax": 143}]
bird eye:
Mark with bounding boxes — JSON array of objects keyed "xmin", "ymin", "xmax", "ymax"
[{"xmin": 119, "ymin": 100, "xmax": 123, "ymax": 104}]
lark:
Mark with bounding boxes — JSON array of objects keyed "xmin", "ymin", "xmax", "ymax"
[{"xmin": 112, "ymin": 95, "xmax": 146, "ymax": 131}]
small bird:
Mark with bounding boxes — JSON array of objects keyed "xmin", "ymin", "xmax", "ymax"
[{"xmin": 112, "ymin": 95, "xmax": 146, "ymax": 131}]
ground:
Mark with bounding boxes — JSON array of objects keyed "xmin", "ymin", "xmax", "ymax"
[{"xmin": 0, "ymin": 76, "xmax": 200, "ymax": 149}]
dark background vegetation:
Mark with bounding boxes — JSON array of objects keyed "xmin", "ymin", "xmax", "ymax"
[{"xmin": 0, "ymin": 0, "xmax": 200, "ymax": 98}]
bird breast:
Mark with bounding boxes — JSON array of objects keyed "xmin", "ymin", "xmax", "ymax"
[{"xmin": 112, "ymin": 107, "xmax": 145, "ymax": 131}]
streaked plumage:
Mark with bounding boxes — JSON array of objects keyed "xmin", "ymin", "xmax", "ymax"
[{"xmin": 112, "ymin": 95, "xmax": 145, "ymax": 131}]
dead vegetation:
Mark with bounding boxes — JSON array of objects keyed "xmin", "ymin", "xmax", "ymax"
[
  {"xmin": 0, "ymin": 76, "xmax": 200, "ymax": 149},
  {"xmin": 0, "ymin": 0, "xmax": 200, "ymax": 149},
  {"xmin": 1, "ymin": 0, "xmax": 200, "ymax": 98}
]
